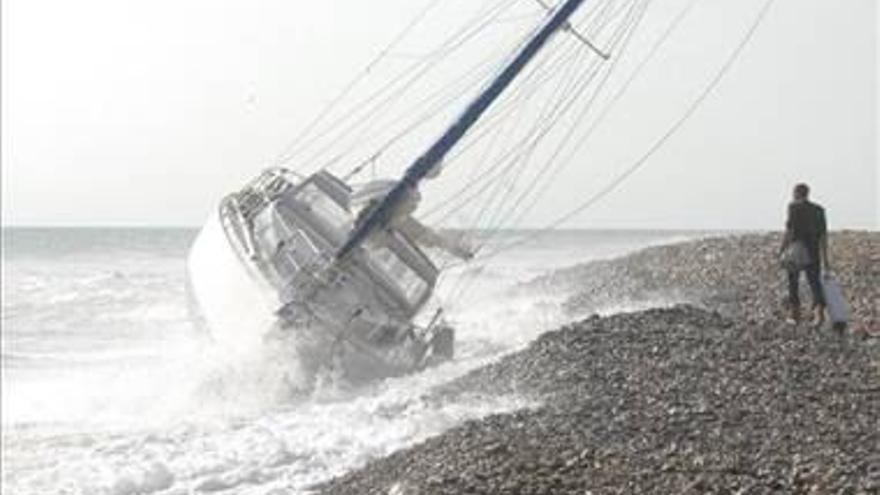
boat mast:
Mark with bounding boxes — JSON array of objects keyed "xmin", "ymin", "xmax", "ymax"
[{"xmin": 337, "ymin": 0, "xmax": 588, "ymax": 260}]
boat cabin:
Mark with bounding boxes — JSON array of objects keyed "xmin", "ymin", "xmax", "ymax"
[{"xmin": 224, "ymin": 168, "xmax": 438, "ymax": 321}]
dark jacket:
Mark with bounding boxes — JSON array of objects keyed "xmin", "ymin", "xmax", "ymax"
[{"xmin": 785, "ymin": 200, "xmax": 826, "ymax": 263}]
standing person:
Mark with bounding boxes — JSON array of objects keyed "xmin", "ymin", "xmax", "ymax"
[{"xmin": 779, "ymin": 183, "xmax": 829, "ymax": 325}]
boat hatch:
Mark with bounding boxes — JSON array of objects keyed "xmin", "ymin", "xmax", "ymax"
[
  {"xmin": 291, "ymin": 179, "xmax": 353, "ymax": 245},
  {"xmin": 364, "ymin": 244, "xmax": 431, "ymax": 311}
]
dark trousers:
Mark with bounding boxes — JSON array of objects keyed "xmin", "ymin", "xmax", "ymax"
[{"xmin": 787, "ymin": 263, "xmax": 825, "ymax": 309}]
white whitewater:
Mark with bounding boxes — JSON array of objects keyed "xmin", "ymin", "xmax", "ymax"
[{"xmin": 1, "ymin": 228, "xmax": 693, "ymax": 494}]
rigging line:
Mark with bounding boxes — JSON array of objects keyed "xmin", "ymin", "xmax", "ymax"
[
  {"xmin": 447, "ymin": 0, "xmax": 647, "ymax": 301},
  {"xmin": 272, "ymin": 0, "xmax": 443, "ymax": 165},
  {"xmin": 386, "ymin": 9, "xmax": 546, "ymax": 61},
  {"xmin": 490, "ymin": 0, "xmax": 643, "ymax": 217},
  {"xmin": 334, "ymin": 38, "xmax": 543, "ymax": 179},
  {"xmin": 278, "ymin": 0, "xmax": 513, "ymax": 166},
  {"xmin": 385, "ymin": 28, "xmax": 573, "ymax": 148},
  {"xmin": 582, "ymin": 0, "xmax": 619, "ymax": 39},
  {"xmin": 342, "ymin": 38, "xmax": 561, "ymax": 190},
  {"xmin": 400, "ymin": 4, "xmax": 560, "ymax": 181},
  {"xmin": 342, "ymin": 53, "xmax": 524, "ymax": 184},
  {"xmin": 428, "ymin": 9, "xmax": 631, "ymax": 226},
  {"xmin": 354, "ymin": 40, "xmax": 540, "ymax": 164},
  {"xmin": 470, "ymin": 113, "xmax": 516, "ymax": 190},
  {"xmin": 303, "ymin": 0, "xmax": 514, "ymax": 159},
  {"xmin": 468, "ymin": 94, "xmax": 555, "ymax": 232},
  {"xmin": 427, "ymin": 110, "xmax": 572, "ymax": 223},
  {"xmin": 327, "ymin": 47, "xmax": 548, "ymax": 181},
  {"xmin": 462, "ymin": 45, "xmax": 561, "ymax": 186},
  {"xmin": 532, "ymin": 0, "xmax": 610, "ymax": 58},
  {"xmin": 385, "ymin": 13, "xmax": 545, "ymax": 61},
  {"xmin": 386, "ymin": 35, "xmax": 584, "ymax": 198},
  {"xmin": 342, "ymin": 151, "xmax": 383, "ymax": 182},
  {"xmin": 495, "ymin": 10, "xmax": 548, "ymax": 24},
  {"xmin": 300, "ymin": 0, "xmax": 519, "ymax": 171},
  {"xmin": 472, "ymin": 30, "xmax": 597, "ymax": 231},
  {"xmin": 445, "ymin": 0, "xmax": 701, "ymax": 299},
  {"xmin": 277, "ymin": 54, "xmax": 438, "ymax": 165},
  {"xmin": 437, "ymin": 35, "xmax": 586, "ymax": 168},
  {"xmin": 555, "ymin": 0, "xmax": 604, "ymax": 34},
  {"xmin": 445, "ymin": 34, "xmax": 585, "ymax": 162},
  {"xmin": 425, "ymin": 1, "xmax": 640, "ymax": 219},
  {"xmin": 421, "ymin": 46, "xmax": 596, "ymax": 220},
  {"xmin": 500, "ymin": 0, "xmax": 697, "ymax": 229},
  {"xmin": 493, "ymin": 0, "xmax": 649, "ymax": 229},
  {"xmin": 329, "ymin": 54, "xmax": 508, "ymax": 179},
  {"xmin": 431, "ymin": 3, "xmax": 624, "ymax": 231},
  {"xmin": 502, "ymin": 0, "xmax": 689, "ymax": 229},
  {"xmin": 370, "ymin": 27, "xmax": 566, "ymax": 151},
  {"xmin": 469, "ymin": 124, "xmax": 541, "ymax": 236},
  {"xmin": 459, "ymin": 70, "xmax": 541, "ymax": 188},
  {"xmin": 479, "ymin": 0, "xmax": 779, "ymax": 261},
  {"xmin": 434, "ymin": 72, "xmax": 593, "ymax": 231},
  {"xmin": 427, "ymin": 102, "xmax": 570, "ymax": 223},
  {"xmin": 449, "ymin": 0, "xmax": 632, "ymax": 299},
  {"xmin": 312, "ymin": 61, "xmax": 507, "ymax": 176},
  {"xmin": 300, "ymin": 3, "xmax": 514, "ymax": 169},
  {"xmin": 447, "ymin": 8, "xmax": 588, "ymax": 136},
  {"xmin": 334, "ymin": 0, "xmax": 527, "ymax": 149}
]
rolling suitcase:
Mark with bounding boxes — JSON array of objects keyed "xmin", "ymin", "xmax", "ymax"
[{"xmin": 821, "ymin": 274, "xmax": 850, "ymax": 330}]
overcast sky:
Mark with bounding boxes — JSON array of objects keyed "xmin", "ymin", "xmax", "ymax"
[{"xmin": 2, "ymin": 0, "xmax": 877, "ymax": 229}]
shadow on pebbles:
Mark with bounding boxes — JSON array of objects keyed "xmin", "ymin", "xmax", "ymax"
[{"xmin": 320, "ymin": 233, "xmax": 879, "ymax": 494}]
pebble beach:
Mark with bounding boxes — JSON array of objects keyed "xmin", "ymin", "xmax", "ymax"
[{"xmin": 320, "ymin": 232, "xmax": 879, "ymax": 494}]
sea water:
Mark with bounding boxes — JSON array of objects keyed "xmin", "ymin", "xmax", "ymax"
[{"xmin": 1, "ymin": 228, "xmax": 694, "ymax": 494}]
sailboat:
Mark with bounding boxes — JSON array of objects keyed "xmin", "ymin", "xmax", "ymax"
[
  {"xmin": 187, "ymin": 0, "xmax": 587, "ymax": 380},
  {"xmin": 186, "ymin": 0, "xmax": 772, "ymax": 380}
]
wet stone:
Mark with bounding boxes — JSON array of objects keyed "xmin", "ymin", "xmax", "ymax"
[{"xmin": 319, "ymin": 232, "xmax": 879, "ymax": 494}]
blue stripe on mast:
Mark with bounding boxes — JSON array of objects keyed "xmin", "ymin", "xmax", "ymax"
[{"xmin": 337, "ymin": 0, "xmax": 587, "ymax": 260}]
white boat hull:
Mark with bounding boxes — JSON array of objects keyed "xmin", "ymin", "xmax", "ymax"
[
  {"xmin": 187, "ymin": 210, "xmax": 279, "ymax": 351},
  {"xmin": 186, "ymin": 169, "xmax": 453, "ymax": 382}
]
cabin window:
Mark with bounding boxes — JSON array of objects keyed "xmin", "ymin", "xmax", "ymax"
[
  {"xmin": 297, "ymin": 183, "xmax": 352, "ymax": 238},
  {"xmin": 366, "ymin": 246, "xmax": 429, "ymax": 307}
]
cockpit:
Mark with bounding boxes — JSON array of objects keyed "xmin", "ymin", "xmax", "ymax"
[{"xmin": 264, "ymin": 169, "xmax": 438, "ymax": 316}]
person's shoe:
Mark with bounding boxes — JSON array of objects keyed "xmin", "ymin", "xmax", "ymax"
[
  {"xmin": 785, "ymin": 307, "xmax": 800, "ymax": 325},
  {"xmin": 811, "ymin": 306, "xmax": 826, "ymax": 328}
]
